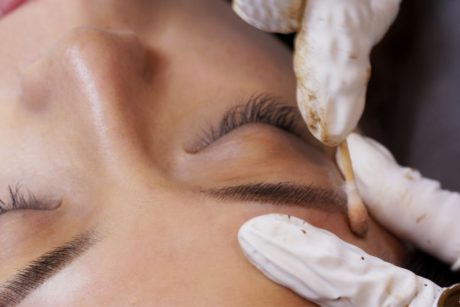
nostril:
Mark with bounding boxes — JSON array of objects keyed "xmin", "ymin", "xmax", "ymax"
[{"xmin": 0, "ymin": 0, "xmax": 27, "ymax": 17}]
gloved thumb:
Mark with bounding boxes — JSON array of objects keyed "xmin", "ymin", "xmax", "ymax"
[
  {"xmin": 232, "ymin": 0, "xmax": 401, "ymax": 146},
  {"xmin": 339, "ymin": 133, "xmax": 460, "ymax": 270},
  {"xmin": 238, "ymin": 214, "xmax": 460, "ymax": 306}
]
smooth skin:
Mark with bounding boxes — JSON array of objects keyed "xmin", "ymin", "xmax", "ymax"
[{"xmin": 0, "ymin": 0, "xmax": 405, "ymax": 306}]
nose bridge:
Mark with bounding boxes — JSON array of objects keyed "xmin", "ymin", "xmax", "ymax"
[
  {"xmin": 44, "ymin": 27, "xmax": 156, "ymax": 180},
  {"xmin": 65, "ymin": 28, "xmax": 153, "ymax": 171},
  {"xmin": 62, "ymin": 27, "xmax": 150, "ymax": 133},
  {"xmin": 63, "ymin": 27, "xmax": 151, "ymax": 89}
]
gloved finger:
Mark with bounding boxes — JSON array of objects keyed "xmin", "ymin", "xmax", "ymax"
[
  {"xmin": 232, "ymin": 0, "xmax": 401, "ymax": 146},
  {"xmin": 232, "ymin": 0, "xmax": 303, "ymax": 34},
  {"xmin": 338, "ymin": 133, "xmax": 460, "ymax": 270},
  {"xmin": 369, "ymin": 0, "xmax": 401, "ymax": 41},
  {"xmin": 294, "ymin": 0, "xmax": 400, "ymax": 146},
  {"xmin": 238, "ymin": 213, "xmax": 446, "ymax": 307}
]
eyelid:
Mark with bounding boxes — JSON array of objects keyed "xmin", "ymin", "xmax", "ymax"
[
  {"xmin": 195, "ymin": 94, "xmax": 303, "ymax": 152},
  {"xmin": 0, "ymin": 185, "xmax": 61, "ymax": 216}
]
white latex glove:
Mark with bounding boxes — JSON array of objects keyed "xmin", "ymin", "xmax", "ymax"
[
  {"xmin": 340, "ymin": 133, "xmax": 460, "ymax": 271},
  {"xmin": 232, "ymin": 0, "xmax": 401, "ymax": 146},
  {"xmin": 238, "ymin": 134, "xmax": 460, "ymax": 305},
  {"xmin": 239, "ymin": 214, "xmax": 460, "ymax": 306}
]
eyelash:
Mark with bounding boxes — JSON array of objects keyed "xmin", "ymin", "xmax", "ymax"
[
  {"xmin": 0, "ymin": 185, "xmax": 56, "ymax": 216},
  {"xmin": 197, "ymin": 94, "xmax": 302, "ymax": 150}
]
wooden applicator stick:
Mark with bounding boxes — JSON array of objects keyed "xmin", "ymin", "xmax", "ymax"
[{"xmin": 338, "ymin": 140, "xmax": 368, "ymax": 237}]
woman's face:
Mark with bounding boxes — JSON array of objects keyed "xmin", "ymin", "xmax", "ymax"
[{"xmin": 0, "ymin": 0, "xmax": 406, "ymax": 306}]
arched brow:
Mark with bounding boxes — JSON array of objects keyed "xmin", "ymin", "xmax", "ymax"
[
  {"xmin": 0, "ymin": 230, "xmax": 99, "ymax": 306},
  {"xmin": 203, "ymin": 182, "xmax": 347, "ymax": 213}
]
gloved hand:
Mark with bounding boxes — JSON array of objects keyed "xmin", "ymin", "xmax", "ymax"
[
  {"xmin": 238, "ymin": 134, "xmax": 460, "ymax": 306},
  {"xmin": 341, "ymin": 133, "xmax": 460, "ymax": 271},
  {"xmin": 239, "ymin": 214, "xmax": 460, "ymax": 306},
  {"xmin": 232, "ymin": 0, "xmax": 401, "ymax": 146}
]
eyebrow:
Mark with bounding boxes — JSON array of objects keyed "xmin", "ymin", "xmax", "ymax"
[
  {"xmin": 203, "ymin": 182, "xmax": 347, "ymax": 213},
  {"xmin": 0, "ymin": 231, "xmax": 97, "ymax": 306}
]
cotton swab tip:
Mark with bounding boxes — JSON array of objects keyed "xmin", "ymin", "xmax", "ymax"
[{"xmin": 338, "ymin": 140, "xmax": 369, "ymax": 237}]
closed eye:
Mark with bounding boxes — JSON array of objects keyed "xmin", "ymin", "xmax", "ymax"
[
  {"xmin": 193, "ymin": 93, "xmax": 305, "ymax": 152},
  {"xmin": 0, "ymin": 185, "xmax": 61, "ymax": 216}
]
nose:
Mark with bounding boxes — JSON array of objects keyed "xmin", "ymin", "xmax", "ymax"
[{"xmin": 20, "ymin": 27, "xmax": 157, "ymax": 177}]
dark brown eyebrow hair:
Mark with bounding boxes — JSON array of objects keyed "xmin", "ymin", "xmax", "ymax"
[
  {"xmin": 203, "ymin": 182, "xmax": 347, "ymax": 213},
  {"xmin": 0, "ymin": 231, "xmax": 97, "ymax": 307}
]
